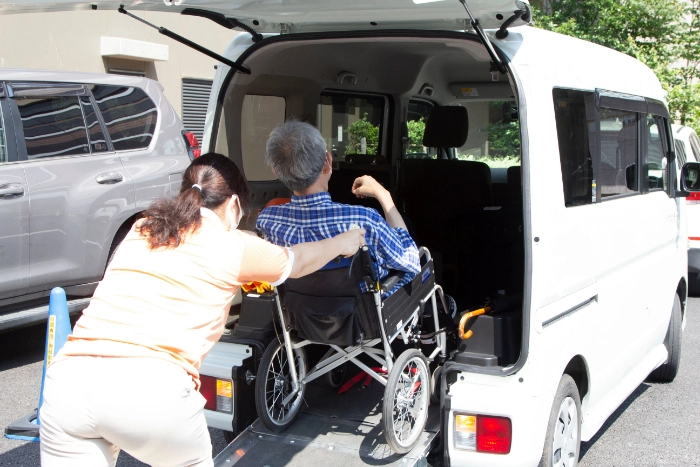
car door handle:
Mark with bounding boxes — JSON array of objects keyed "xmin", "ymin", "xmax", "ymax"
[
  {"xmin": 95, "ymin": 172, "xmax": 124, "ymax": 184},
  {"xmin": 0, "ymin": 183, "xmax": 25, "ymax": 198}
]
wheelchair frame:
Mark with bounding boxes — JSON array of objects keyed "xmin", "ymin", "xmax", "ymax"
[{"xmin": 272, "ymin": 247, "xmax": 448, "ymax": 410}]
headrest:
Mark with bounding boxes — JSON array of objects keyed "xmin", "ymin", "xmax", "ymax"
[{"xmin": 422, "ymin": 106, "xmax": 469, "ymax": 148}]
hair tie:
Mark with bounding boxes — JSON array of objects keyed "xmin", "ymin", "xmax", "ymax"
[{"xmin": 192, "ymin": 184, "xmax": 203, "ymax": 192}]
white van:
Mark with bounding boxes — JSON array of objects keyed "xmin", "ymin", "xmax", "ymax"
[{"xmin": 3, "ymin": 1, "xmax": 690, "ymax": 465}]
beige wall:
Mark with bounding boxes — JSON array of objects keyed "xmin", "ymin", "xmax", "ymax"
[{"xmin": 0, "ymin": 10, "xmax": 239, "ymax": 117}]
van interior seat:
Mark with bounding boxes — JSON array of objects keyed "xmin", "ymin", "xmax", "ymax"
[
  {"xmin": 327, "ymin": 161, "xmax": 391, "ymax": 213},
  {"xmin": 506, "ymin": 165, "xmax": 523, "ymax": 209}
]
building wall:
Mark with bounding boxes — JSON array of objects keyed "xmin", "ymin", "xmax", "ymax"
[{"xmin": 0, "ymin": 10, "xmax": 239, "ymax": 118}]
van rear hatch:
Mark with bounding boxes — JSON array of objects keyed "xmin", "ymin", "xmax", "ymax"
[{"xmin": 0, "ymin": 0, "xmax": 531, "ymax": 33}]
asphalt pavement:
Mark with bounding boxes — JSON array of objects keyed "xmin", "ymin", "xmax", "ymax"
[{"xmin": 1, "ymin": 299, "xmax": 698, "ymax": 466}]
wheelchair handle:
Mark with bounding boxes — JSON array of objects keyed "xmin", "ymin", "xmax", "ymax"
[
  {"xmin": 458, "ymin": 305, "xmax": 492, "ymax": 340},
  {"xmin": 418, "ymin": 246, "xmax": 431, "ymax": 262}
]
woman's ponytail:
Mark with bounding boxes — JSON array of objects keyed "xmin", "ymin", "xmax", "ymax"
[{"xmin": 137, "ymin": 153, "xmax": 251, "ymax": 249}]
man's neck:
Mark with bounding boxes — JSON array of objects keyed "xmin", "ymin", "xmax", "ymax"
[{"xmin": 294, "ymin": 182, "xmax": 328, "ymax": 197}]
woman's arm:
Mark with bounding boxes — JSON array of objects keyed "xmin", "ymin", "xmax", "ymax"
[{"xmin": 289, "ymin": 229, "xmax": 366, "ymax": 278}]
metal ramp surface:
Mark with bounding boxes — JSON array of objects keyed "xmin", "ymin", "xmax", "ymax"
[{"xmin": 214, "ymin": 377, "xmax": 440, "ymax": 467}]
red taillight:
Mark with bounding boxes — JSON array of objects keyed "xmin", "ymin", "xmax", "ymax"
[
  {"xmin": 687, "ymin": 191, "xmax": 700, "ymax": 204},
  {"xmin": 200, "ymin": 375, "xmax": 217, "ymax": 411},
  {"xmin": 183, "ymin": 131, "xmax": 202, "ymax": 159},
  {"xmin": 476, "ymin": 416, "xmax": 512, "ymax": 454}
]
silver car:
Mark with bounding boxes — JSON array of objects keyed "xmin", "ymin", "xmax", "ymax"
[{"xmin": 0, "ymin": 69, "xmax": 198, "ymax": 331}]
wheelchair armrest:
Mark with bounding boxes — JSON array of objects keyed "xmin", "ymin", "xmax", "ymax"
[{"xmin": 380, "ymin": 274, "xmax": 401, "ymax": 294}]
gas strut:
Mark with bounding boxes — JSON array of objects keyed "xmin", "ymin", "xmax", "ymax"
[{"xmin": 118, "ymin": 5, "xmax": 251, "ymax": 75}]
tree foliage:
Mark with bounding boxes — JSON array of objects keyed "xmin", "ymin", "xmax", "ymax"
[
  {"xmin": 407, "ymin": 117, "xmax": 426, "ymax": 154},
  {"xmin": 531, "ymin": 0, "xmax": 700, "ymax": 133},
  {"xmin": 345, "ymin": 113, "xmax": 379, "ymax": 155}
]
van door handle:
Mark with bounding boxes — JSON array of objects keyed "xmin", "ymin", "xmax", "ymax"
[
  {"xmin": 95, "ymin": 172, "xmax": 124, "ymax": 184},
  {"xmin": 0, "ymin": 183, "xmax": 25, "ymax": 198}
]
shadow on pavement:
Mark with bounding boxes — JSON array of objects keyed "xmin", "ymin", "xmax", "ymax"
[
  {"xmin": 579, "ymin": 382, "xmax": 650, "ymax": 460},
  {"xmin": 0, "ymin": 325, "xmax": 46, "ymax": 372}
]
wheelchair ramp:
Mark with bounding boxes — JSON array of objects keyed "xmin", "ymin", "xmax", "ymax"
[{"xmin": 213, "ymin": 379, "xmax": 440, "ymax": 467}]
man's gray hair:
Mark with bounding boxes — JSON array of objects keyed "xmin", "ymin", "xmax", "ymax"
[{"xmin": 265, "ymin": 121, "xmax": 327, "ymax": 192}]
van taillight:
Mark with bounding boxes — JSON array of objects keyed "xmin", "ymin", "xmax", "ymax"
[
  {"xmin": 687, "ymin": 191, "xmax": 700, "ymax": 204},
  {"xmin": 183, "ymin": 131, "xmax": 202, "ymax": 160},
  {"xmin": 200, "ymin": 375, "xmax": 233, "ymax": 413},
  {"xmin": 476, "ymin": 416, "xmax": 512, "ymax": 454},
  {"xmin": 454, "ymin": 413, "xmax": 512, "ymax": 454}
]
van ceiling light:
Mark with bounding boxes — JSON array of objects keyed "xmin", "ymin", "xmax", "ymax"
[{"xmin": 413, "ymin": 0, "xmax": 447, "ymax": 4}]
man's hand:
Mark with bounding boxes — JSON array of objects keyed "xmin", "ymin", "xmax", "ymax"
[
  {"xmin": 352, "ymin": 175, "xmax": 389, "ymax": 201},
  {"xmin": 351, "ymin": 175, "xmax": 408, "ymax": 232}
]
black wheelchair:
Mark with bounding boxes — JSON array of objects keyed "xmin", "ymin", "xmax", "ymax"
[{"xmin": 254, "ymin": 246, "xmax": 448, "ymax": 454}]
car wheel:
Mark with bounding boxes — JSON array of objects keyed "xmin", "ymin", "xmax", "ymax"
[
  {"xmin": 538, "ymin": 374, "xmax": 581, "ymax": 467},
  {"xmin": 648, "ymin": 294, "xmax": 682, "ymax": 383}
]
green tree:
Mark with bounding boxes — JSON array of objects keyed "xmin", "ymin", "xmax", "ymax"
[
  {"xmin": 407, "ymin": 117, "xmax": 426, "ymax": 154},
  {"xmin": 531, "ymin": 0, "xmax": 700, "ymax": 133},
  {"xmin": 345, "ymin": 113, "xmax": 379, "ymax": 155}
]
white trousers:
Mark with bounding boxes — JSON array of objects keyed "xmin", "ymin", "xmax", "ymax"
[{"xmin": 40, "ymin": 356, "xmax": 213, "ymax": 467}]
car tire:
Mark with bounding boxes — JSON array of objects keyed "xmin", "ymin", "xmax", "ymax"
[
  {"xmin": 647, "ymin": 294, "xmax": 682, "ymax": 383},
  {"xmin": 538, "ymin": 374, "xmax": 581, "ymax": 467}
]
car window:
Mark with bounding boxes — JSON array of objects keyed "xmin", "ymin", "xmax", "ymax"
[
  {"xmin": 15, "ymin": 95, "xmax": 90, "ymax": 159},
  {"xmin": 690, "ymin": 132, "xmax": 700, "ymax": 162},
  {"xmin": 456, "ymin": 101, "xmax": 520, "ymax": 168},
  {"xmin": 91, "ymin": 85, "xmax": 157, "ymax": 151},
  {"xmin": 553, "ymin": 89, "xmax": 595, "ymax": 207},
  {"xmin": 676, "ymin": 140, "xmax": 688, "ymax": 166},
  {"xmin": 599, "ymin": 108, "xmax": 639, "ymax": 198},
  {"xmin": 81, "ymin": 96, "xmax": 109, "ymax": 153},
  {"xmin": 240, "ymin": 95, "xmax": 286, "ymax": 182},
  {"xmin": 318, "ymin": 93, "xmax": 385, "ymax": 163},
  {"xmin": 644, "ymin": 115, "xmax": 668, "ymax": 191},
  {"xmin": 406, "ymin": 99, "xmax": 433, "ymax": 159}
]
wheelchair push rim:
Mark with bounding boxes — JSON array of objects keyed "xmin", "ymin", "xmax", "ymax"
[
  {"xmin": 383, "ymin": 349, "xmax": 430, "ymax": 454},
  {"xmin": 255, "ymin": 338, "xmax": 307, "ymax": 432}
]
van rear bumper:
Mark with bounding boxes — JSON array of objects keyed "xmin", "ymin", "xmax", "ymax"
[{"xmin": 442, "ymin": 373, "xmax": 551, "ymax": 467}]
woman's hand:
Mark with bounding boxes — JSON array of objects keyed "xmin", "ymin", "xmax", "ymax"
[
  {"xmin": 288, "ymin": 228, "xmax": 366, "ymax": 278},
  {"xmin": 334, "ymin": 228, "xmax": 367, "ymax": 257}
]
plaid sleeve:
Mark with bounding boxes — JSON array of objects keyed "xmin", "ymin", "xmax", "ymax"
[{"xmin": 365, "ymin": 210, "xmax": 420, "ymax": 275}]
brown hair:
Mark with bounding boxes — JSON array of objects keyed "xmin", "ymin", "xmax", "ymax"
[{"xmin": 137, "ymin": 153, "xmax": 251, "ymax": 249}]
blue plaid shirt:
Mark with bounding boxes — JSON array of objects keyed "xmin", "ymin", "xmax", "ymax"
[{"xmin": 256, "ymin": 192, "xmax": 420, "ymax": 297}]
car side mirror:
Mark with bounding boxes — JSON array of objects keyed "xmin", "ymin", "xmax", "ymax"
[
  {"xmin": 682, "ymin": 162, "xmax": 700, "ymax": 192},
  {"xmin": 625, "ymin": 163, "xmax": 637, "ymax": 191}
]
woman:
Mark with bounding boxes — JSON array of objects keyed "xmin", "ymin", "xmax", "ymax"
[{"xmin": 39, "ymin": 153, "xmax": 365, "ymax": 467}]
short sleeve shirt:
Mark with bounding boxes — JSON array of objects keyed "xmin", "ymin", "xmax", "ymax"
[{"xmin": 58, "ymin": 208, "xmax": 292, "ymax": 388}]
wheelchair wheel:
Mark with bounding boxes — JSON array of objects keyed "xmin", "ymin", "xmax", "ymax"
[
  {"xmin": 383, "ymin": 349, "xmax": 430, "ymax": 454},
  {"xmin": 255, "ymin": 338, "xmax": 307, "ymax": 432},
  {"xmin": 326, "ymin": 363, "xmax": 347, "ymax": 389}
]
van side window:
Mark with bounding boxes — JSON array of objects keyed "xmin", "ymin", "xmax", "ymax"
[
  {"xmin": 240, "ymin": 95, "xmax": 286, "ymax": 181},
  {"xmin": 599, "ymin": 108, "xmax": 639, "ymax": 198},
  {"xmin": 91, "ymin": 85, "xmax": 157, "ymax": 151},
  {"xmin": 16, "ymin": 95, "xmax": 90, "ymax": 159},
  {"xmin": 552, "ymin": 89, "xmax": 595, "ymax": 207},
  {"xmin": 644, "ymin": 115, "xmax": 668, "ymax": 191},
  {"xmin": 318, "ymin": 93, "xmax": 386, "ymax": 163},
  {"xmin": 406, "ymin": 99, "xmax": 433, "ymax": 159}
]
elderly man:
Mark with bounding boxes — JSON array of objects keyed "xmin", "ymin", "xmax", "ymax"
[{"xmin": 256, "ymin": 120, "xmax": 420, "ymax": 296}]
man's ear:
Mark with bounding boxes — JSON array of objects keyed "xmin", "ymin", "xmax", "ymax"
[{"xmin": 323, "ymin": 151, "xmax": 333, "ymax": 173}]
